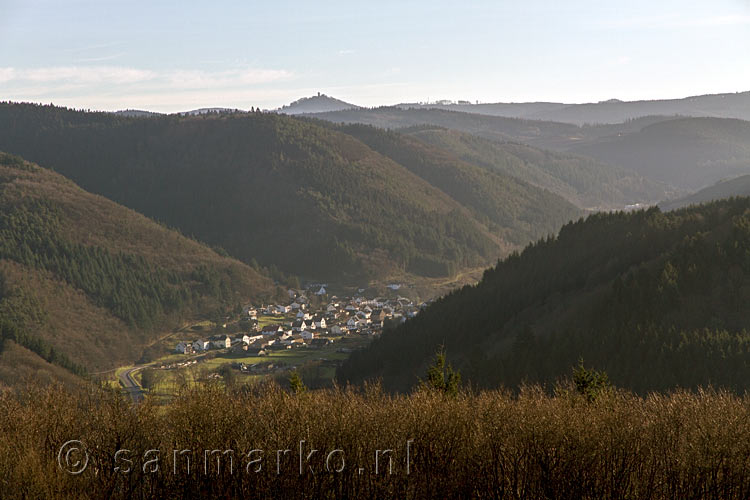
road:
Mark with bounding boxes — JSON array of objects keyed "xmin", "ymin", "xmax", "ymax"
[{"xmin": 119, "ymin": 366, "xmax": 146, "ymax": 403}]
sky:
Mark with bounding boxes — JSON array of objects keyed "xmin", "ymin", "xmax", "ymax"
[{"xmin": 1, "ymin": 0, "xmax": 749, "ymax": 112}]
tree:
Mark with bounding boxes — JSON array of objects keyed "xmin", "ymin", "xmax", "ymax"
[
  {"xmin": 420, "ymin": 348, "xmax": 461, "ymax": 396},
  {"xmin": 288, "ymin": 370, "xmax": 306, "ymax": 394},
  {"xmin": 140, "ymin": 368, "xmax": 163, "ymax": 392},
  {"xmin": 218, "ymin": 364, "xmax": 236, "ymax": 388},
  {"xmin": 572, "ymin": 359, "xmax": 610, "ymax": 402}
]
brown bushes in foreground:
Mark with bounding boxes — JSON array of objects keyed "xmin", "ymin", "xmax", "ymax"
[{"xmin": 2, "ymin": 383, "xmax": 750, "ymax": 499}]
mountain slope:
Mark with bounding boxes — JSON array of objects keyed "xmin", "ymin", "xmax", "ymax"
[
  {"xmin": 331, "ymin": 123, "xmax": 582, "ymax": 245},
  {"xmin": 570, "ymin": 117, "xmax": 750, "ymax": 190},
  {"xmin": 338, "ymin": 198, "xmax": 750, "ymax": 393},
  {"xmin": 400, "ymin": 126, "xmax": 670, "ymax": 210},
  {"xmin": 311, "ymin": 106, "xmax": 582, "ymax": 146},
  {"xmin": 660, "ymin": 174, "xmax": 750, "ymax": 211},
  {"xmin": 0, "ymin": 152, "xmax": 278, "ymax": 385},
  {"xmin": 0, "ymin": 102, "xmax": 585, "ymax": 283}
]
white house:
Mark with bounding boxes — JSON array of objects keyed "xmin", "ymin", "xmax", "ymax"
[
  {"xmin": 211, "ymin": 336, "xmax": 231, "ymax": 349},
  {"xmin": 193, "ymin": 340, "xmax": 210, "ymax": 351},
  {"xmin": 313, "ymin": 317, "xmax": 326, "ymax": 329},
  {"xmin": 301, "ymin": 330, "xmax": 316, "ymax": 340},
  {"xmin": 234, "ymin": 334, "xmax": 252, "ymax": 345}
]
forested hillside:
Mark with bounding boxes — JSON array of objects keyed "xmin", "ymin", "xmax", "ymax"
[
  {"xmin": 0, "ymin": 103, "xmax": 584, "ymax": 282},
  {"xmin": 0, "ymin": 152, "xmax": 278, "ymax": 385},
  {"xmin": 331, "ymin": 124, "xmax": 581, "ymax": 245},
  {"xmin": 339, "ymin": 197, "xmax": 750, "ymax": 393},
  {"xmin": 398, "ymin": 125, "xmax": 668, "ymax": 210},
  {"xmin": 312, "ymin": 106, "xmax": 581, "ymax": 146},
  {"xmin": 570, "ymin": 117, "xmax": 750, "ymax": 190},
  {"xmin": 660, "ymin": 175, "xmax": 750, "ymax": 211}
]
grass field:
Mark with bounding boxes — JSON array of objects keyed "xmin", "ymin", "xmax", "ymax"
[{"xmin": 140, "ymin": 334, "xmax": 371, "ymax": 400}]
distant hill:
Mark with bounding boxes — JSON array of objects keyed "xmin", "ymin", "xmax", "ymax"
[
  {"xmin": 570, "ymin": 117, "xmax": 750, "ymax": 190},
  {"xmin": 311, "ymin": 106, "xmax": 582, "ymax": 147},
  {"xmin": 339, "ymin": 198, "xmax": 750, "ymax": 393},
  {"xmin": 660, "ymin": 175, "xmax": 750, "ymax": 211},
  {"xmin": 0, "ymin": 103, "xmax": 587, "ymax": 284},
  {"xmin": 179, "ymin": 107, "xmax": 245, "ymax": 116},
  {"xmin": 398, "ymin": 125, "xmax": 671, "ymax": 210},
  {"xmin": 114, "ymin": 109, "xmax": 163, "ymax": 118},
  {"xmin": 277, "ymin": 93, "xmax": 359, "ymax": 114},
  {"xmin": 0, "ymin": 152, "xmax": 278, "ymax": 387},
  {"xmin": 398, "ymin": 91, "xmax": 750, "ymax": 125}
]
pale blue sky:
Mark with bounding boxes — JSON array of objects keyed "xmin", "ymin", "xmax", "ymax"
[{"xmin": 1, "ymin": 0, "xmax": 749, "ymax": 112}]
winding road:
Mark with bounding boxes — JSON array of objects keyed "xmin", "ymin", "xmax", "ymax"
[{"xmin": 119, "ymin": 366, "xmax": 146, "ymax": 403}]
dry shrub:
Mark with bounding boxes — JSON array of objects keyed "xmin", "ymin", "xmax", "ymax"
[{"xmin": 3, "ymin": 382, "xmax": 750, "ymax": 498}]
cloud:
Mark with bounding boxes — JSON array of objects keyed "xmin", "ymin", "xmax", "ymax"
[
  {"xmin": 0, "ymin": 67, "xmax": 16, "ymax": 83},
  {"xmin": 167, "ymin": 68, "xmax": 293, "ymax": 89},
  {"xmin": 1, "ymin": 66, "xmax": 156, "ymax": 85},
  {"xmin": 0, "ymin": 65, "xmax": 293, "ymax": 88}
]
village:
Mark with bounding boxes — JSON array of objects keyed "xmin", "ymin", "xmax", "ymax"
[{"xmin": 164, "ymin": 284, "xmax": 427, "ymax": 382}]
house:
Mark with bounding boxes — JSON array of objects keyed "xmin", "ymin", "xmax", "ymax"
[
  {"xmin": 279, "ymin": 330, "xmax": 293, "ymax": 340},
  {"xmin": 232, "ymin": 343, "xmax": 248, "ymax": 353},
  {"xmin": 330, "ymin": 325, "xmax": 345, "ymax": 335},
  {"xmin": 296, "ymin": 310, "xmax": 312, "ymax": 320},
  {"xmin": 370, "ymin": 309, "xmax": 386, "ymax": 322},
  {"xmin": 211, "ymin": 335, "xmax": 231, "ymax": 349},
  {"xmin": 303, "ymin": 319, "xmax": 315, "ymax": 330},
  {"xmin": 193, "ymin": 340, "xmax": 210, "ymax": 352},
  {"xmin": 301, "ymin": 330, "xmax": 316, "ymax": 340},
  {"xmin": 276, "ymin": 305, "xmax": 290, "ymax": 314},
  {"xmin": 290, "ymin": 302, "xmax": 301, "ymax": 310},
  {"xmin": 315, "ymin": 286, "xmax": 327, "ymax": 295},
  {"xmin": 357, "ymin": 310, "xmax": 371, "ymax": 320},
  {"xmin": 175, "ymin": 342, "xmax": 193, "ymax": 354},
  {"xmin": 261, "ymin": 325, "xmax": 283, "ymax": 336},
  {"xmin": 313, "ymin": 316, "xmax": 326, "ymax": 329},
  {"xmin": 292, "ymin": 320, "xmax": 308, "ymax": 332},
  {"xmin": 235, "ymin": 334, "xmax": 252, "ymax": 345}
]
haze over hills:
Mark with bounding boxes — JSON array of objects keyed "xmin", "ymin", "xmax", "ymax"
[
  {"xmin": 312, "ymin": 106, "xmax": 750, "ymax": 192},
  {"xmin": 659, "ymin": 174, "xmax": 750, "ymax": 211},
  {"xmin": 0, "ymin": 102, "xmax": 589, "ymax": 284},
  {"xmin": 397, "ymin": 125, "xmax": 671, "ymax": 210},
  {"xmin": 339, "ymin": 198, "xmax": 750, "ymax": 393},
  {"xmin": 0, "ymin": 152, "xmax": 279, "ymax": 387},
  {"xmin": 569, "ymin": 117, "xmax": 750, "ymax": 190},
  {"xmin": 395, "ymin": 91, "xmax": 750, "ymax": 125}
]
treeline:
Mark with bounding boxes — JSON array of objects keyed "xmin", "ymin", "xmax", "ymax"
[
  {"xmin": 0, "ymin": 275, "xmax": 87, "ymax": 377},
  {"xmin": 339, "ymin": 198, "xmax": 750, "ymax": 393},
  {"xmin": 0, "ymin": 198, "xmax": 192, "ymax": 329},
  {"xmin": 6, "ymin": 382, "xmax": 750, "ymax": 498}
]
